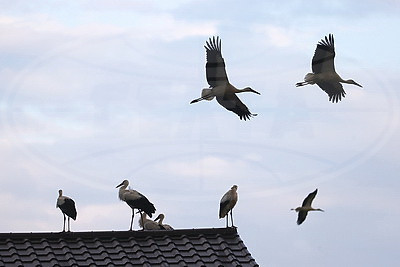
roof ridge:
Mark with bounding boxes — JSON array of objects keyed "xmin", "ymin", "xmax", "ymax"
[{"xmin": 0, "ymin": 227, "xmax": 238, "ymax": 239}]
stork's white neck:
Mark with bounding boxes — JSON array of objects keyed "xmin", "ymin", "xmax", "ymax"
[{"xmin": 118, "ymin": 185, "xmax": 128, "ymax": 200}]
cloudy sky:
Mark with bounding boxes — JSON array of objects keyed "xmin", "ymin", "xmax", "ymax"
[{"xmin": 1, "ymin": 0, "xmax": 400, "ymax": 266}]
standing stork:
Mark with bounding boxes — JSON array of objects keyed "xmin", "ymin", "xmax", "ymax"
[
  {"xmin": 296, "ymin": 34, "xmax": 362, "ymax": 103},
  {"xmin": 154, "ymin": 213, "xmax": 174, "ymax": 230},
  {"xmin": 219, "ymin": 185, "xmax": 238, "ymax": 227},
  {"xmin": 116, "ymin": 179, "xmax": 156, "ymax": 231},
  {"xmin": 190, "ymin": 36, "xmax": 260, "ymax": 120},
  {"xmin": 56, "ymin": 189, "xmax": 77, "ymax": 232},
  {"xmin": 291, "ymin": 189, "xmax": 324, "ymax": 225}
]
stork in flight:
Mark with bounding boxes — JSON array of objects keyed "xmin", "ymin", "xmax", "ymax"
[
  {"xmin": 154, "ymin": 213, "xmax": 174, "ymax": 230},
  {"xmin": 291, "ymin": 189, "xmax": 324, "ymax": 225},
  {"xmin": 219, "ymin": 185, "xmax": 238, "ymax": 227},
  {"xmin": 190, "ymin": 36, "xmax": 260, "ymax": 120},
  {"xmin": 56, "ymin": 189, "xmax": 77, "ymax": 232},
  {"xmin": 116, "ymin": 180, "xmax": 156, "ymax": 231},
  {"xmin": 296, "ymin": 34, "xmax": 362, "ymax": 103}
]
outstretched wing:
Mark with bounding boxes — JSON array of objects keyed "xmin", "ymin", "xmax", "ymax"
[
  {"xmin": 205, "ymin": 36, "xmax": 229, "ymax": 87},
  {"xmin": 297, "ymin": 210, "xmax": 308, "ymax": 225},
  {"xmin": 302, "ymin": 189, "xmax": 318, "ymax": 208},
  {"xmin": 312, "ymin": 34, "xmax": 335, "ymax": 74},
  {"xmin": 216, "ymin": 93, "xmax": 255, "ymax": 121},
  {"xmin": 316, "ymin": 81, "xmax": 346, "ymax": 103}
]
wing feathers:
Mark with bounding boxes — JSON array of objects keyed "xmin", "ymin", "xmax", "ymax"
[
  {"xmin": 316, "ymin": 81, "xmax": 346, "ymax": 103},
  {"xmin": 302, "ymin": 189, "xmax": 318, "ymax": 207},
  {"xmin": 216, "ymin": 94, "xmax": 255, "ymax": 121},
  {"xmin": 205, "ymin": 36, "xmax": 229, "ymax": 87},
  {"xmin": 219, "ymin": 200, "xmax": 231, "ymax": 218},
  {"xmin": 297, "ymin": 210, "xmax": 308, "ymax": 225},
  {"xmin": 126, "ymin": 195, "xmax": 156, "ymax": 217},
  {"xmin": 59, "ymin": 198, "xmax": 77, "ymax": 220},
  {"xmin": 312, "ymin": 34, "xmax": 336, "ymax": 74}
]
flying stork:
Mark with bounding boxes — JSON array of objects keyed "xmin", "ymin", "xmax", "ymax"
[
  {"xmin": 296, "ymin": 34, "xmax": 362, "ymax": 103},
  {"xmin": 116, "ymin": 179, "xmax": 156, "ymax": 231},
  {"xmin": 154, "ymin": 213, "xmax": 174, "ymax": 230},
  {"xmin": 56, "ymin": 189, "xmax": 77, "ymax": 232},
  {"xmin": 291, "ymin": 189, "xmax": 324, "ymax": 225},
  {"xmin": 219, "ymin": 185, "xmax": 238, "ymax": 227},
  {"xmin": 190, "ymin": 36, "xmax": 260, "ymax": 120}
]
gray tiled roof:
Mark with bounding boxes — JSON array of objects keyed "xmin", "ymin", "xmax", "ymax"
[{"xmin": 0, "ymin": 227, "xmax": 258, "ymax": 266}]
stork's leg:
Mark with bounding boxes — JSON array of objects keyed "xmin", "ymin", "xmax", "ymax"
[
  {"xmin": 140, "ymin": 211, "xmax": 144, "ymax": 231},
  {"xmin": 190, "ymin": 93, "xmax": 214, "ymax": 104},
  {"xmin": 225, "ymin": 215, "xmax": 228, "ymax": 228},
  {"xmin": 190, "ymin": 96, "xmax": 205, "ymax": 104},
  {"xmin": 67, "ymin": 217, "xmax": 71, "ymax": 232},
  {"xmin": 63, "ymin": 213, "xmax": 66, "ymax": 232},
  {"xmin": 130, "ymin": 210, "xmax": 134, "ymax": 231},
  {"xmin": 230, "ymin": 210, "xmax": 234, "ymax": 227},
  {"xmin": 295, "ymin": 81, "xmax": 308, "ymax": 87}
]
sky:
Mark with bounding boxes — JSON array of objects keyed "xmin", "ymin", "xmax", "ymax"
[{"xmin": 1, "ymin": 0, "xmax": 400, "ymax": 266}]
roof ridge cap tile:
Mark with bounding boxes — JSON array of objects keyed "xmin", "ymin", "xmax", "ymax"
[{"xmin": 0, "ymin": 227, "xmax": 237, "ymax": 238}]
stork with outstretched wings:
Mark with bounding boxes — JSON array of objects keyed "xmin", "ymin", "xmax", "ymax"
[{"xmin": 191, "ymin": 36, "xmax": 260, "ymax": 120}]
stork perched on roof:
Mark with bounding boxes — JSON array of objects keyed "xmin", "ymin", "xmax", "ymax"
[
  {"xmin": 190, "ymin": 36, "xmax": 260, "ymax": 120},
  {"xmin": 154, "ymin": 213, "xmax": 174, "ymax": 230},
  {"xmin": 296, "ymin": 34, "xmax": 362, "ymax": 103},
  {"xmin": 291, "ymin": 189, "xmax": 324, "ymax": 225},
  {"xmin": 219, "ymin": 185, "xmax": 238, "ymax": 227},
  {"xmin": 139, "ymin": 213, "xmax": 163, "ymax": 230},
  {"xmin": 116, "ymin": 180, "xmax": 156, "ymax": 231},
  {"xmin": 56, "ymin": 189, "xmax": 77, "ymax": 232}
]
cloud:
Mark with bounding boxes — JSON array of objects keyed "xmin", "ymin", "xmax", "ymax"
[
  {"xmin": 77, "ymin": 203, "xmax": 128, "ymax": 231},
  {"xmin": 0, "ymin": 10, "xmax": 217, "ymax": 55},
  {"xmin": 157, "ymin": 156, "xmax": 240, "ymax": 178},
  {"xmin": 0, "ymin": 192, "xmax": 58, "ymax": 232},
  {"xmin": 253, "ymin": 25, "xmax": 294, "ymax": 47},
  {"xmin": 125, "ymin": 14, "xmax": 217, "ymax": 41}
]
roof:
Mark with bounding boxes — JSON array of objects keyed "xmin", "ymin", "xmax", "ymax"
[{"xmin": 0, "ymin": 227, "xmax": 258, "ymax": 266}]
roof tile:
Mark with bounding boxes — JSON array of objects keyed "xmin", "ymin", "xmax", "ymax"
[{"xmin": 0, "ymin": 228, "xmax": 258, "ymax": 266}]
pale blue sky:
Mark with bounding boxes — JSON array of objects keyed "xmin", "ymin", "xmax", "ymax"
[{"xmin": 1, "ymin": 1, "xmax": 399, "ymax": 266}]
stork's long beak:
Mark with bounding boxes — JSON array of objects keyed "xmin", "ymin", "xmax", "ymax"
[
  {"xmin": 154, "ymin": 214, "xmax": 161, "ymax": 221},
  {"xmin": 355, "ymin": 82, "xmax": 363, "ymax": 88},
  {"xmin": 190, "ymin": 97, "xmax": 203, "ymax": 104},
  {"xmin": 116, "ymin": 181, "xmax": 124, "ymax": 188},
  {"xmin": 252, "ymin": 89, "xmax": 261, "ymax": 95}
]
